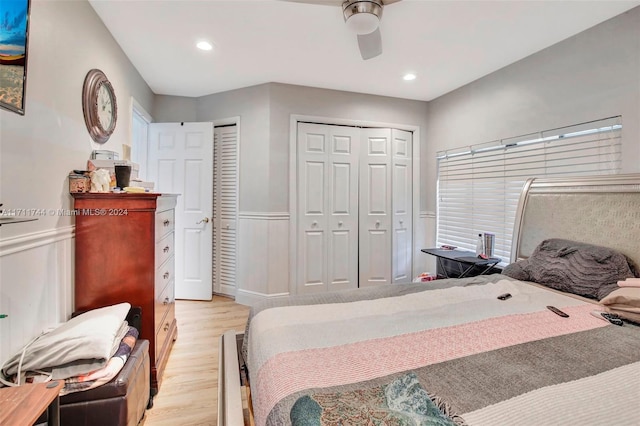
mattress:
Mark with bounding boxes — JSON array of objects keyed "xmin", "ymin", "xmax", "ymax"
[{"xmin": 244, "ymin": 274, "xmax": 640, "ymax": 426}]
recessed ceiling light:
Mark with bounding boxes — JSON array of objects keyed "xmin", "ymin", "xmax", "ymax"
[
  {"xmin": 403, "ymin": 73, "xmax": 416, "ymax": 81},
  {"xmin": 197, "ymin": 41, "xmax": 213, "ymax": 51}
]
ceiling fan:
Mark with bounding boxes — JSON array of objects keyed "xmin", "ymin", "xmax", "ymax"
[{"xmin": 286, "ymin": 0, "xmax": 402, "ymax": 60}]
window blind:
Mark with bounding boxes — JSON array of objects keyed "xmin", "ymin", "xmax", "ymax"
[{"xmin": 436, "ymin": 116, "xmax": 622, "ymax": 262}]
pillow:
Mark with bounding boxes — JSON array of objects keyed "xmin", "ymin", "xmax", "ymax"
[
  {"xmin": 502, "ymin": 238, "xmax": 636, "ymax": 300},
  {"xmin": 600, "ymin": 287, "xmax": 640, "ymax": 323}
]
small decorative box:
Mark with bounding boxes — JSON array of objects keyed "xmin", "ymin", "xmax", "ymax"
[{"xmin": 69, "ymin": 173, "xmax": 90, "ymax": 193}]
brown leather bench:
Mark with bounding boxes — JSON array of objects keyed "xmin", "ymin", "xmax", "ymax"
[{"xmin": 57, "ymin": 339, "xmax": 150, "ymax": 426}]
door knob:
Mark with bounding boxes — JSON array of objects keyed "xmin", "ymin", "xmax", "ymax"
[
  {"xmin": 338, "ymin": 221, "xmax": 343, "ymax": 227},
  {"xmin": 197, "ymin": 217, "xmax": 210, "ymax": 224},
  {"xmin": 312, "ymin": 221, "xmax": 318, "ymax": 227},
  {"xmin": 375, "ymin": 220, "xmax": 380, "ymax": 228}
]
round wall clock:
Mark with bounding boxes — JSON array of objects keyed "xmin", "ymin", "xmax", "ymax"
[{"xmin": 82, "ymin": 69, "xmax": 117, "ymax": 144}]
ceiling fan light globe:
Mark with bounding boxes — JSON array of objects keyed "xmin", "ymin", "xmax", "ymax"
[{"xmin": 345, "ymin": 12, "xmax": 379, "ymax": 35}]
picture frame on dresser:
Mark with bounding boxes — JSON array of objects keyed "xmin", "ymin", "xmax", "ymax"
[{"xmin": 72, "ymin": 192, "xmax": 178, "ymax": 394}]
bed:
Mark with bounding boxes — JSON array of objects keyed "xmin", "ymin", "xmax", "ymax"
[{"xmin": 219, "ymin": 173, "xmax": 640, "ymax": 426}]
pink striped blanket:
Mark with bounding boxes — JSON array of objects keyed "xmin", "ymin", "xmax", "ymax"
[{"xmin": 245, "ymin": 275, "xmax": 640, "ymax": 425}]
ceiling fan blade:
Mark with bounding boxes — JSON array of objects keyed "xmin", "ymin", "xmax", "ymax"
[
  {"xmin": 357, "ymin": 27, "xmax": 382, "ymax": 60},
  {"xmin": 280, "ymin": 0, "xmax": 343, "ymax": 6},
  {"xmin": 382, "ymin": 0, "xmax": 402, "ymax": 5}
]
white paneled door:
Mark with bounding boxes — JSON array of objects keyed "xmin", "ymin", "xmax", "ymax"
[
  {"xmin": 148, "ymin": 122, "xmax": 214, "ymax": 301},
  {"xmin": 359, "ymin": 128, "xmax": 392, "ymax": 288},
  {"xmin": 297, "ymin": 123, "xmax": 360, "ymax": 294},
  {"xmin": 391, "ymin": 129, "xmax": 413, "ymax": 284},
  {"xmin": 297, "ymin": 123, "xmax": 413, "ymax": 294}
]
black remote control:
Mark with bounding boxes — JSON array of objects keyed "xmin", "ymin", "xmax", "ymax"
[
  {"xmin": 591, "ymin": 310, "xmax": 624, "ymax": 326},
  {"xmin": 546, "ymin": 305, "xmax": 569, "ymax": 318}
]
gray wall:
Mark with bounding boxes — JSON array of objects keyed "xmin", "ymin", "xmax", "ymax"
[
  {"xmin": 195, "ymin": 84, "xmax": 272, "ymax": 213},
  {"xmin": 186, "ymin": 83, "xmax": 429, "ymax": 214},
  {"xmin": 153, "ymin": 95, "xmax": 197, "ymax": 123},
  {"xmin": 424, "ymin": 6, "xmax": 640, "ymax": 213},
  {"xmin": 0, "ymin": 0, "xmax": 155, "ymax": 238}
]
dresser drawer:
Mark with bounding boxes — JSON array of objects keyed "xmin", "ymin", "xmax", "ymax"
[
  {"xmin": 154, "ymin": 278, "xmax": 174, "ymax": 334},
  {"xmin": 155, "ymin": 209, "xmax": 175, "ymax": 241},
  {"xmin": 155, "ymin": 302, "xmax": 175, "ymax": 364},
  {"xmin": 155, "ymin": 255, "xmax": 175, "ymax": 296},
  {"xmin": 155, "ymin": 232, "xmax": 175, "ymax": 268}
]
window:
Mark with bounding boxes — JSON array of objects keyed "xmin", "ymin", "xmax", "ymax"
[
  {"xmin": 131, "ymin": 99, "xmax": 152, "ymax": 181},
  {"xmin": 436, "ymin": 116, "xmax": 622, "ymax": 262}
]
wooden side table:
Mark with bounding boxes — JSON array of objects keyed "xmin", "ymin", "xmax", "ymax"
[{"xmin": 0, "ymin": 381, "xmax": 64, "ymax": 426}]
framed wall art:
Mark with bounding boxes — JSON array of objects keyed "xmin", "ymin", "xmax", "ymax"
[{"xmin": 0, "ymin": 0, "xmax": 31, "ymax": 115}]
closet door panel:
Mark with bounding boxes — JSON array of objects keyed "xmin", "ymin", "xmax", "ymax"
[
  {"xmin": 359, "ymin": 128, "xmax": 392, "ymax": 288},
  {"xmin": 298, "ymin": 123, "xmax": 359, "ymax": 294},
  {"xmin": 392, "ymin": 129, "xmax": 413, "ymax": 283},
  {"xmin": 328, "ymin": 162, "xmax": 354, "ymax": 290},
  {"xmin": 298, "ymin": 124, "xmax": 328, "ymax": 293},
  {"xmin": 327, "ymin": 128, "xmax": 359, "ymax": 291}
]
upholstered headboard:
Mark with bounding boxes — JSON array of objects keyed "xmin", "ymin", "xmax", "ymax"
[{"xmin": 511, "ymin": 174, "xmax": 640, "ymax": 269}]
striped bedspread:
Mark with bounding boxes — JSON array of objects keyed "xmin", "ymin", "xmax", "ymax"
[{"xmin": 245, "ymin": 275, "xmax": 640, "ymax": 426}]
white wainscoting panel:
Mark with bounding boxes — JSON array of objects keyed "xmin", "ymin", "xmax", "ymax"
[
  {"xmin": 0, "ymin": 226, "xmax": 74, "ymax": 365},
  {"xmin": 414, "ymin": 211, "xmax": 437, "ymax": 277},
  {"xmin": 235, "ymin": 213, "xmax": 290, "ymax": 306}
]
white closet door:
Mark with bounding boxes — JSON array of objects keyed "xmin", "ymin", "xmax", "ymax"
[
  {"xmin": 359, "ymin": 128, "xmax": 392, "ymax": 288},
  {"xmin": 148, "ymin": 122, "xmax": 213, "ymax": 300},
  {"xmin": 327, "ymin": 126, "xmax": 360, "ymax": 291},
  {"xmin": 213, "ymin": 125, "xmax": 238, "ymax": 296},
  {"xmin": 392, "ymin": 129, "xmax": 413, "ymax": 283},
  {"xmin": 297, "ymin": 123, "xmax": 359, "ymax": 294}
]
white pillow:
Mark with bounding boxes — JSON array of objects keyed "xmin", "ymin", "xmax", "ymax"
[{"xmin": 600, "ymin": 287, "xmax": 640, "ymax": 323}]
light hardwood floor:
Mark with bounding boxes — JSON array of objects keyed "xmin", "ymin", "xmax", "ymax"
[{"xmin": 142, "ymin": 295, "xmax": 250, "ymax": 426}]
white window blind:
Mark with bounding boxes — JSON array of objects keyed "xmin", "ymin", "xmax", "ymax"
[{"xmin": 436, "ymin": 116, "xmax": 622, "ymax": 262}]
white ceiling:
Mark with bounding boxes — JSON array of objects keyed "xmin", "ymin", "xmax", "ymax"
[{"xmin": 89, "ymin": 0, "xmax": 640, "ymax": 101}]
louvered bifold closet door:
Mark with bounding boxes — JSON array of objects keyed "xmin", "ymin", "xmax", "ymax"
[{"xmin": 213, "ymin": 125, "xmax": 239, "ymax": 296}]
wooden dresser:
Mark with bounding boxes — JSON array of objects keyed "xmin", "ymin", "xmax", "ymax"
[{"xmin": 72, "ymin": 193, "xmax": 178, "ymax": 393}]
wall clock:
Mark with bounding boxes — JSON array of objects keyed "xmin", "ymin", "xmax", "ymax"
[{"xmin": 82, "ymin": 69, "xmax": 117, "ymax": 144}]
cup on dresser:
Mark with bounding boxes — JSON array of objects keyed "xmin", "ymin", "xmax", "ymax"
[{"xmin": 114, "ymin": 165, "xmax": 131, "ymax": 189}]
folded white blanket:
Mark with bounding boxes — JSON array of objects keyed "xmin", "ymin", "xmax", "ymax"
[{"xmin": 1, "ymin": 303, "xmax": 131, "ymax": 381}]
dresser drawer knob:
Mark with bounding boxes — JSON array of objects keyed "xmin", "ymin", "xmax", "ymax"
[
  {"xmin": 163, "ymin": 246, "xmax": 170, "ymax": 253},
  {"xmin": 164, "ymin": 322, "xmax": 170, "ymax": 332},
  {"xmin": 163, "ymin": 220, "xmax": 170, "ymax": 227},
  {"xmin": 163, "ymin": 297, "xmax": 169, "ymax": 305},
  {"xmin": 163, "ymin": 271, "xmax": 170, "ymax": 279}
]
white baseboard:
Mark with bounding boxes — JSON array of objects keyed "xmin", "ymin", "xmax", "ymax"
[{"xmin": 234, "ymin": 288, "xmax": 290, "ymax": 306}]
